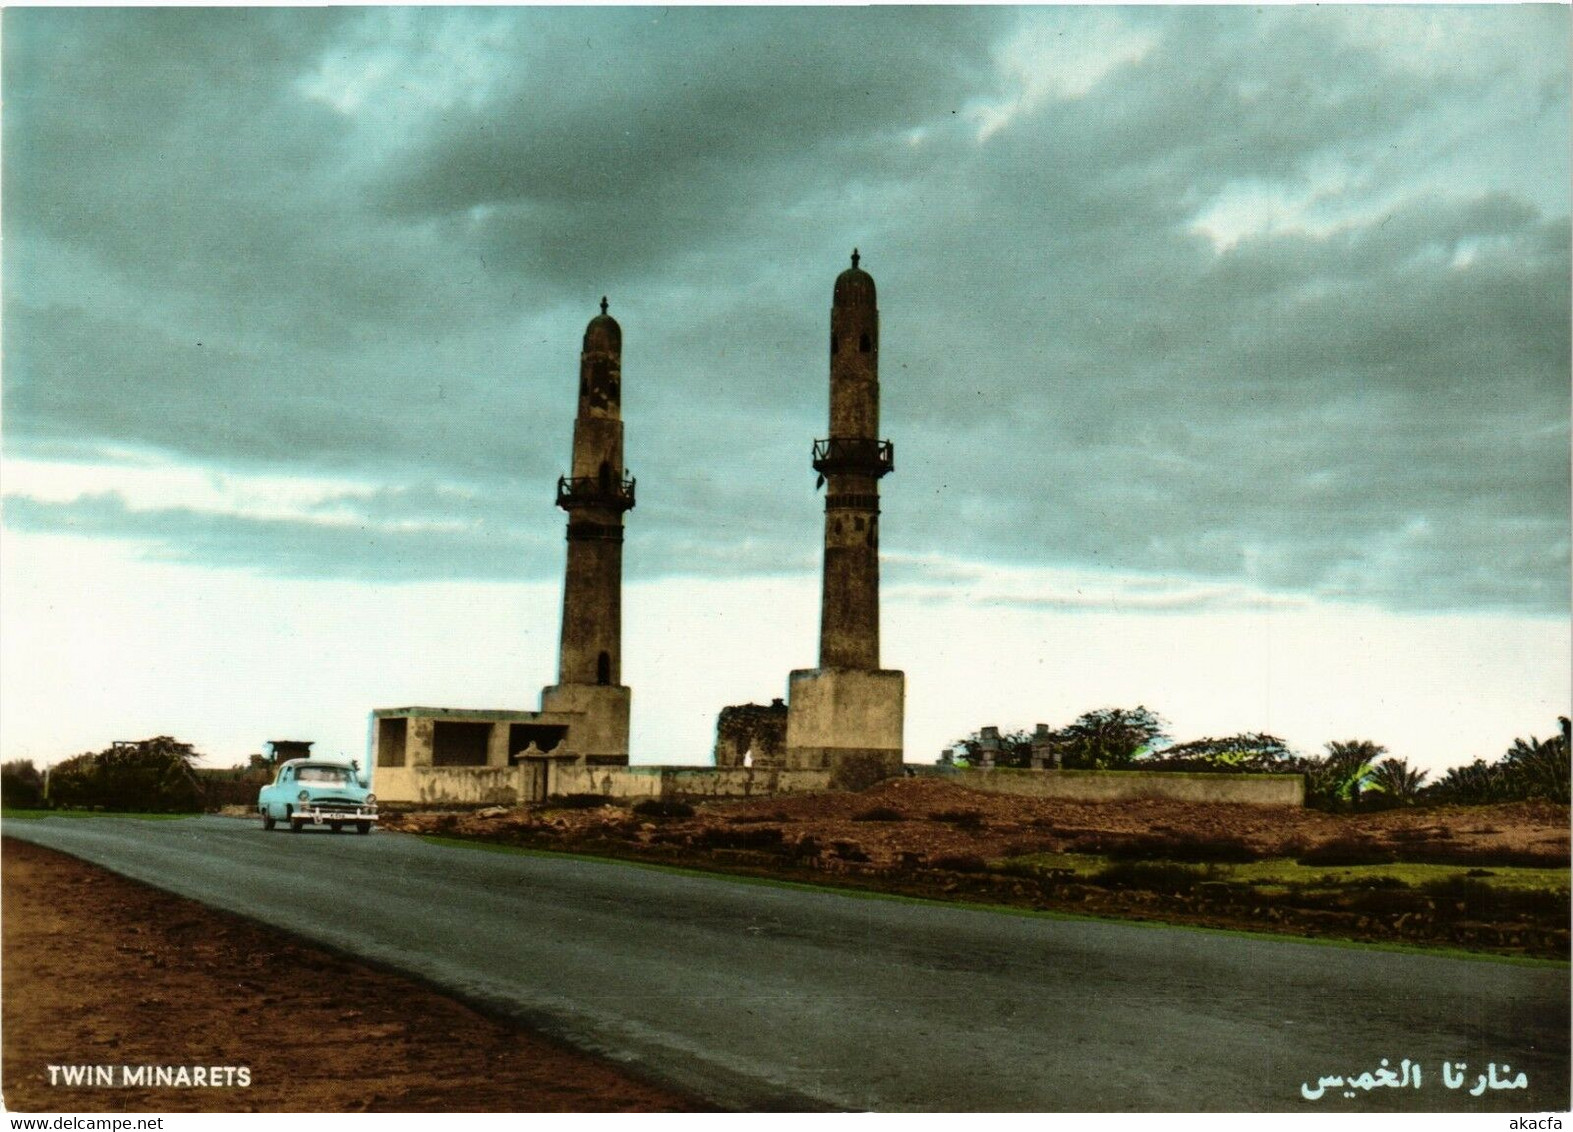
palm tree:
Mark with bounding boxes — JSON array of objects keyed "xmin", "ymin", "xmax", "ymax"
[
  {"xmin": 1369, "ymin": 756, "xmax": 1428, "ymax": 802},
  {"xmin": 1313, "ymin": 740, "xmax": 1387, "ymax": 807}
]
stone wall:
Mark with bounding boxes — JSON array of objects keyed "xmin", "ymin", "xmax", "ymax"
[
  {"xmin": 551, "ymin": 765, "xmax": 833, "ymax": 800},
  {"xmin": 374, "ymin": 764, "xmax": 547, "ymax": 806},
  {"xmin": 913, "ymin": 766, "xmax": 1304, "ymax": 807}
]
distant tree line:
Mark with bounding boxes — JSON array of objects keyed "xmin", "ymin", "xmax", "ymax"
[
  {"xmin": 1, "ymin": 738, "xmax": 277, "ymax": 814},
  {"xmin": 948, "ymin": 709, "xmax": 1571, "ymax": 810}
]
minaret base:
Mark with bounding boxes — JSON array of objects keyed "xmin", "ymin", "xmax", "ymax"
[
  {"xmin": 783, "ymin": 668, "xmax": 904, "ymax": 789},
  {"xmin": 540, "ymin": 683, "xmax": 631, "ymax": 763}
]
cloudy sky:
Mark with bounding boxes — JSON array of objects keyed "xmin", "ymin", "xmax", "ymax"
[{"xmin": 3, "ymin": 5, "xmax": 1568, "ymax": 774}]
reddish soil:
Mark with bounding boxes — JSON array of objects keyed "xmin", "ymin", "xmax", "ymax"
[
  {"xmin": 1, "ymin": 838, "xmax": 709, "ymax": 1113},
  {"xmin": 389, "ymin": 777, "xmax": 1570, "ymax": 867},
  {"xmin": 385, "ymin": 778, "xmax": 1570, "ymax": 959}
]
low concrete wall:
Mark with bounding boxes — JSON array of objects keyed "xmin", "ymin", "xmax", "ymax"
[
  {"xmin": 916, "ymin": 766, "xmax": 1304, "ymax": 807},
  {"xmin": 551, "ymin": 765, "xmax": 833, "ymax": 801},
  {"xmin": 374, "ymin": 764, "xmax": 545, "ymax": 806}
]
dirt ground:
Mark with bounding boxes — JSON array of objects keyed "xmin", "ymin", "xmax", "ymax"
[
  {"xmin": 385, "ymin": 777, "xmax": 1570, "ymax": 958},
  {"xmin": 388, "ymin": 776, "xmax": 1571, "ymax": 867},
  {"xmin": 1, "ymin": 837, "xmax": 708, "ymax": 1113}
]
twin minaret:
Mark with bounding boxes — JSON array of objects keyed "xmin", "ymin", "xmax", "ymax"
[
  {"xmin": 555, "ymin": 297, "xmax": 633, "ymax": 688},
  {"xmin": 552, "ymin": 257, "xmax": 904, "ymax": 777},
  {"xmin": 542, "ymin": 298, "xmax": 635, "ymax": 762},
  {"xmin": 785, "ymin": 252, "xmax": 906, "ymax": 781},
  {"xmin": 815, "ymin": 249, "xmax": 893, "ymax": 669}
]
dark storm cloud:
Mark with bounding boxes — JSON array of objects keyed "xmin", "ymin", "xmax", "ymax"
[
  {"xmin": 3, "ymin": 492, "xmax": 557, "ymax": 583},
  {"xmin": 3, "ymin": 7, "xmax": 1567, "ymax": 613}
]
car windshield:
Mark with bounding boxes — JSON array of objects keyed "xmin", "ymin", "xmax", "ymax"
[{"xmin": 295, "ymin": 766, "xmax": 352, "ymax": 785}]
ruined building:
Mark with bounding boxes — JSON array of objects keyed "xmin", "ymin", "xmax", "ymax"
[
  {"xmin": 782, "ymin": 251, "xmax": 906, "ymax": 783},
  {"xmin": 713, "ymin": 699, "xmax": 788, "ymax": 768}
]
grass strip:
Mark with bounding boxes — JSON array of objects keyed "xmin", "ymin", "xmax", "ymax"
[{"xmin": 2, "ymin": 809, "xmax": 197, "ymax": 822}]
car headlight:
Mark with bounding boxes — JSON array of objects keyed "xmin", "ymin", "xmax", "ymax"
[
  {"xmin": 298, "ymin": 789, "xmax": 310, "ymax": 802},
  {"xmin": 364, "ymin": 794, "xmax": 376, "ymax": 806}
]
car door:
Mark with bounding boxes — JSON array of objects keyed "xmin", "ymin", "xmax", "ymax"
[{"xmin": 270, "ymin": 766, "xmax": 292, "ymax": 819}]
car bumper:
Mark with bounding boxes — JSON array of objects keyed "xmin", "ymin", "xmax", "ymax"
[{"xmin": 292, "ymin": 809, "xmax": 378, "ymax": 824}]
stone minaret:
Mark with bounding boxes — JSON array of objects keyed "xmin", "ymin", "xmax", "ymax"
[
  {"xmin": 816, "ymin": 248, "xmax": 892, "ymax": 668},
  {"xmin": 784, "ymin": 253, "xmax": 904, "ymax": 785},
  {"xmin": 541, "ymin": 298, "xmax": 634, "ymax": 761}
]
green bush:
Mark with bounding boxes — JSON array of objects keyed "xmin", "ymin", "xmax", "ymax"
[
  {"xmin": 1, "ymin": 760, "xmax": 45, "ymax": 809},
  {"xmin": 46, "ymin": 738, "xmax": 204, "ymax": 813}
]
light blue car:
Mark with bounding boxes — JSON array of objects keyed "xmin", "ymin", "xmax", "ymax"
[{"xmin": 258, "ymin": 759, "xmax": 377, "ymax": 834}]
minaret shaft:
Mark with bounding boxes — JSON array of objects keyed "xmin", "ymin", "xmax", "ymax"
[
  {"xmin": 817, "ymin": 253, "xmax": 889, "ymax": 670},
  {"xmin": 785, "ymin": 251, "xmax": 905, "ymax": 782},
  {"xmin": 556, "ymin": 301, "xmax": 633, "ymax": 688}
]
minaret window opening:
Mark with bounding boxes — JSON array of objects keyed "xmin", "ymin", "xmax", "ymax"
[
  {"xmin": 859, "ymin": 333, "xmax": 872, "ymax": 353},
  {"xmin": 598, "ymin": 461, "xmax": 612, "ymax": 491},
  {"xmin": 831, "ymin": 334, "xmax": 839, "ymax": 355},
  {"xmin": 597, "ymin": 651, "xmax": 611, "ymax": 686}
]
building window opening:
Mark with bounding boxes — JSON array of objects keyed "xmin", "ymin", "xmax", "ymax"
[
  {"xmin": 859, "ymin": 333, "xmax": 872, "ymax": 353},
  {"xmin": 598, "ymin": 461, "xmax": 612, "ymax": 490},
  {"xmin": 597, "ymin": 651, "xmax": 612, "ymax": 685},
  {"xmin": 377, "ymin": 717, "xmax": 408, "ymax": 768},
  {"xmin": 831, "ymin": 334, "xmax": 839, "ymax": 355},
  {"xmin": 432, "ymin": 720, "xmax": 491, "ymax": 766}
]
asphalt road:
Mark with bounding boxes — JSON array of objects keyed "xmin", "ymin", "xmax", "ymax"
[{"xmin": 4, "ymin": 815, "xmax": 1567, "ymax": 1112}]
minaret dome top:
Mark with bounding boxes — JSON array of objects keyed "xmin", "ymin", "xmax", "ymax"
[
  {"xmin": 833, "ymin": 248, "xmax": 876, "ymax": 307},
  {"xmin": 583, "ymin": 296, "xmax": 621, "ymax": 352}
]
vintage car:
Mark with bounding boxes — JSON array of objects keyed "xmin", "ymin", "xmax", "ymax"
[{"xmin": 258, "ymin": 758, "xmax": 377, "ymax": 833}]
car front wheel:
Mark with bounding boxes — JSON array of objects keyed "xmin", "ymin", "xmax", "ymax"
[
  {"xmin": 355, "ymin": 821, "xmax": 372, "ymax": 835},
  {"xmin": 287, "ymin": 805, "xmax": 304, "ymax": 833},
  {"xmin": 261, "ymin": 808, "xmax": 276, "ymax": 831}
]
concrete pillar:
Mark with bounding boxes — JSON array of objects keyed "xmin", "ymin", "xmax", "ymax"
[
  {"xmin": 978, "ymin": 725, "xmax": 1000, "ymax": 770},
  {"xmin": 1031, "ymin": 722, "xmax": 1054, "ymax": 770},
  {"xmin": 487, "ymin": 722, "xmax": 510, "ymax": 767},
  {"xmin": 407, "ymin": 716, "xmax": 434, "ymax": 767}
]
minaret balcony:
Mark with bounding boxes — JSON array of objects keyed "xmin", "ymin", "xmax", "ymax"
[
  {"xmin": 556, "ymin": 473, "xmax": 636, "ymax": 512},
  {"xmin": 812, "ymin": 437, "xmax": 894, "ymax": 478}
]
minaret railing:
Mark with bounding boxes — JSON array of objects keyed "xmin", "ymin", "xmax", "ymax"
[
  {"xmin": 812, "ymin": 438, "xmax": 894, "ymax": 478},
  {"xmin": 556, "ymin": 474, "xmax": 637, "ymax": 512}
]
